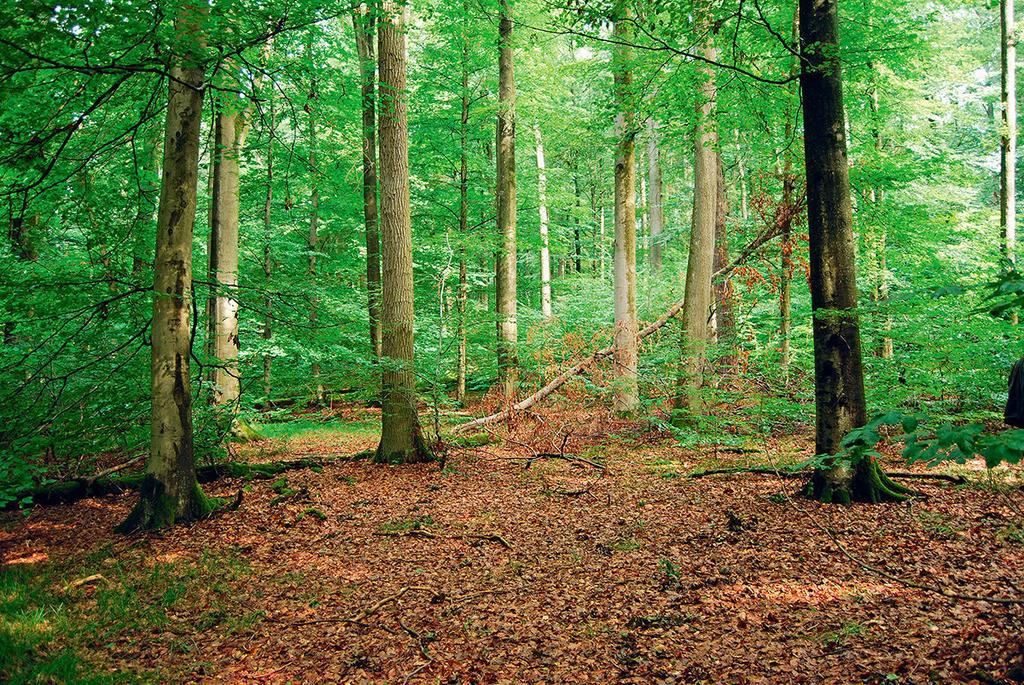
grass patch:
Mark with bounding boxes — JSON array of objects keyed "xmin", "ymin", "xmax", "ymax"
[{"xmin": 0, "ymin": 546, "xmax": 252, "ymax": 683}]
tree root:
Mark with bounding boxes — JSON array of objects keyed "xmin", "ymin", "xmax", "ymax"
[{"xmin": 687, "ymin": 465, "xmax": 967, "ymax": 485}]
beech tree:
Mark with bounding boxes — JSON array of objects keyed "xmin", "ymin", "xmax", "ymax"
[
  {"xmin": 799, "ymin": 0, "xmax": 910, "ymax": 503},
  {"xmin": 612, "ymin": 4, "xmax": 639, "ymax": 415},
  {"xmin": 675, "ymin": 1, "xmax": 719, "ymax": 419},
  {"xmin": 118, "ymin": 1, "xmax": 215, "ymax": 532},
  {"xmin": 376, "ymin": 0, "xmax": 431, "ymax": 464},
  {"xmin": 495, "ymin": 0, "xmax": 518, "ymax": 398}
]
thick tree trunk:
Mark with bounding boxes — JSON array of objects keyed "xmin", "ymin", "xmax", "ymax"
[
  {"xmin": 675, "ymin": 10, "xmax": 718, "ymax": 419},
  {"xmin": 612, "ymin": 6, "xmax": 639, "ymax": 415},
  {"xmin": 376, "ymin": 1, "xmax": 431, "ymax": 463},
  {"xmin": 534, "ymin": 124, "xmax": 553, "ymax": 319},
  {"xmin": 354, "ymin": 7, "xmax": 383, "ymax": 358},
  {"xmin": 800, "ymin": 0, "xmax": 899, "ymax": 503},
  {"xmin": 118, "ymin": 3, "xmax": 213, "ymax": 532},
  {"xmin": 495, "ymin": 0, "xmax": 518, "ymax": 398},
  {"xmin": 647, "ymin": 118, "xmax": 664, "ymax": 272},
  {"xmin": 1002, "ymin": 0, "xmax": 1017, "ymax": 266}
]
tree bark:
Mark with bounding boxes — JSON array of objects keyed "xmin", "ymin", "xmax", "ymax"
[
  {"xmin": 495, "ymin": 0, "xmax": 518, "ymax": 398},
  {"xmin": 534, "ymin": 124, "xmax": 553, "ymax": 319},
  {"xmin": 307, "ymin": 72, "xmax": 323, "ymax": 402},
  {"xmin": 118, "ymin": 2, "xmax": 213, "ymax": 532},
  {"xmin": 1002, "ymin": 0, "xmax": 1017, "ymax": 267},
  {"xmin": 354, "ymin": 6, "xmax": 383, "ymax": 358},
  {"xmin": 376, "ymin": 1, "xmax": 431, "ymax": 463},
  {"xmin": 262, "ymin": 98, "xmax": 275, "ymax": 398},
  {"xmin": 675, "ymin": 7, "xmax": 718, "ymax": 419},
  {"xmin": 647, "ymin": 118, "xmax": 664, "ymax": 272},
  {"xmin": 711, "ymin": 152, "xmax": 735, "ymax": 369},
  {"xmin": 779, "ymin": 5, "xmax": 800, "ymax": 377},
  {"xmin": 612, "ymin": 5, "xmax": 639, "ymax": 415},
  {"xmin": 457, "ymin": 7, "xmax": 470, "ymax": 403},
  {"xmin": 800, "ymin": 0, "xmax": 900, "ymax": 503}
]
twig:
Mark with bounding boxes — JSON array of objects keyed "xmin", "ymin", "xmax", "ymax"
[
  {"xmin": 375, "ymin": 529, "xmax": 513, "ymax": 549},
  {"xmin": 526, "ymin": 453, "xmax": 606, "ymax": 471},
  {"xmin": 268, "ymin": 585, "xmax": 440, "ymax": 627}
]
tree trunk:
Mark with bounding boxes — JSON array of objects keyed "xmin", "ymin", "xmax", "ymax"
[
  {"xmin": 780, "ymin": 6, "xmax": 800, "ymax": 377},
  {"xmin": 495, "ymin": 0, "xmax": 518, "ymax": 399},
  {"xmin": 208, "ymin": 108, "xmax": 242, "ymax": 406},
  {"xmin": 675, "ymin": 8, "xmax": 718, "ymax": 419},
  {"xmin": 647, "ymin": 118, "xmax": 664, "ymax": 272},
  {"xmin": 868, "ymin": 74, "xmax": 894, "ymax": 358},
  {"xmin": 573, "ymin": 167, "xmax": 583, "ymax": 273},
  {"xmin": 711, "ymin": 152, "xmax": 735, "ymax": 369},
  {"xmin": 354, "ymin": 7, "xmax": 383, "ymax": 358},
  {"xmin": 262, "ymin": 98, "xmax": 275, "ymax": 398},
  {"xmin": 534, "ymin": 124, "xmax": 553, "ymax": 319},
  {"xmin": 457, "ymin": 10, "xmax": 470, "ymax": 404},
  {"xmin": 118, "ymin": 3, "xmax": 213, "ymax": 532},
  {"xmin": 133, "ymin": 130, "xmax": 161, "ymax": 277},
  {"xmin": 800, "ymin": 0, "xmax": 902, "ymax": 503},
  {"xmin": 307, "ymin": 74, "xmax": 323, "ymax": 402},
  {"xmin": 1002, "ymin": 0, "xmax": 1017, "ymax": 268},
  {"xmin": 376, "ymin": 1, "xmax": 431, "ymax": 464},
  {"xmin": 612, "ymin": 5, "xmax": 639, "ymax": 415}
]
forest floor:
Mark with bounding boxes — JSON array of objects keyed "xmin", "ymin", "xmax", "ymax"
[{"xmin": 2, "ymin": 405, "xmax": 1024, "ymax": 684}]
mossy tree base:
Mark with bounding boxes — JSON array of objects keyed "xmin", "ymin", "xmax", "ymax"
[
  {"xmin": 374, "ymin": 431, "xmax": 434, "ymax": 465},
  {"xmin": 806, "ymin": 457, "xmax": 916, "ymax": 504},
  {"xmin": 114, "ymin": 476, "xmax": 220, "ymax": 534}
]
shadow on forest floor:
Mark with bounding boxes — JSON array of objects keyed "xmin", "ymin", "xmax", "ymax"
[{"xmin": 2, "ymin": 405, "xmax": 1024, "ymax": 683}]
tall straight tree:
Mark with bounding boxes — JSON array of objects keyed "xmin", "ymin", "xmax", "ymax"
[
  {"xmin": 612, "ymin": 3, "xmax": 639, "ymax": 415},
  {"xmin": 353, "ymin": 4, "xmax": 382, "ymax": 358},
  {"xmin": 647, "ymin": 118, "xmax": 664, "ymax": 272},
  {"xmin": 307, "ymin": 72, "xmax": 323, "ymax": 402},
  {"xmin": 207, "ymin": 67, "xmax": 257, "ymax": 407},
  {"xmin": 495, "ymin": 0, "xmax": 518, "ymax": 398},
  {"xmin": 800, "ymin": 0, "xmax": 910, "ymax": 503},
  {"xmin": 675, "ymin": 1, "xmax": 718, "ymax": 419},
  {"xmin": 1002, "ymin": 0, "xmax": 1017, "ymax": 267},
  {"xmin": 118, "ymin": 2, "xmax": 214, "ymax": 531},
  {"xmin": 534, "ymin": 124, "xmax": 553, "ymax": 319},
  {"xmin": 457, "ymin": 0, "xmax": 471, "ymax": 403},
  {"xmin": 376, "ymin": 0, "xmax": 430, "ymax": 463}
]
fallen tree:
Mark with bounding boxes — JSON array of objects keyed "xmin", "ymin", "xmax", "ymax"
[
  {"xmin": 10, "ymin": 451, "xmax": 374, "ymax": 509},
  {"xmin": 455, "ymin": 226, "xmax": 783, "ymax": 433}
]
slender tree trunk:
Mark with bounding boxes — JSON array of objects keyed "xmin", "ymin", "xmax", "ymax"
[
  {"xmin": 675, "ymin": 8, "xmax": 718, "ymax": 419},
  {"xmin": 534, "ymin": 124, "xmax": 553, "ymax": 319},
  {"xmin": 736, "ymin": 129, "xmax": 749, "ymax": 222},
  {"xmin": 376, "ymin": 1, "xmax": 430, "ymax": 463},
  {"xmin": 208, "ymin": 108, "xmax": 242, "ymax": 406},
  {"xmin": 354, "ymin": 6, "xmax": 383, "ymax": 358},
  {"xmin": 307, "ymin": 76, "xmax": 323, "ymax": 402},
  {"xmin": 868, "ymin": 74, "xmax": 894, "ymax": 358},
  {"xmin": 612, "ymin": 5, "xmax": 639, "ymax": 415},
  {"xmin": 573, "ymin": 167, "xmax": 583, "ymax": 273},
  {"xmin": 1002, "ymin": 0, "xmax": 1017, "ymax": 268},
  {"xmin": 801, "ymin": 0, "xmax": 906, "ymax": 503},
  {"xmin": 457, "ymin": 11, "xmax": 470, "ymax": 404},
  {"xmin": 495, "ymin": 0, "xmax": 518, "ymax": 398},
  {"xmin": 133, "ymin": 130, "xmax": 161, "ymax": 277},
  {"xmin": 262, "ymin": 99, "xmax": 275, "ymax": 398},
  {"xmin": 118, "ymin": 2, "xmax": 212, "ymax": 532},
  {"xmin": 647, "ymin": 118, "xmax": 664, "ymax": 271},
  {"xmin": 711, "ymin": 153, "xmax": 735, "ymax": 369},
  {"xmin": 599, "ymin": 204, "xmax": 606, "ymax": 280},
  {"xmin": 780, "ymin": 5, "xmax": 799, "ymax": 377}
]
